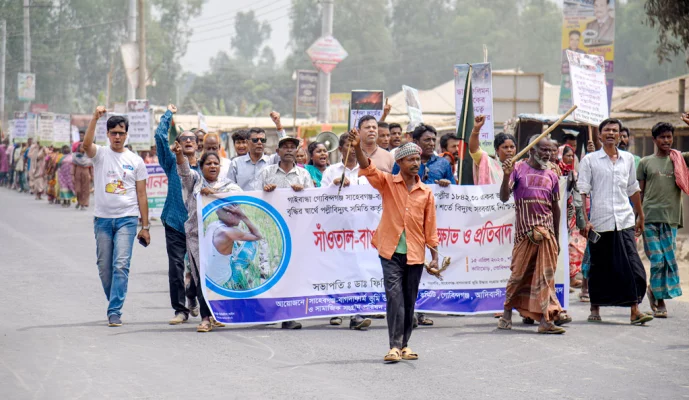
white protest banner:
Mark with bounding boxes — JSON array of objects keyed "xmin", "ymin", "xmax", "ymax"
[
  {"xmin": 454, "ymin": 63, "xmax": 495, "ymax": 155},
  {"xmin": 38, "ymin": 113, "xmax": 55, "ymax": 146},
  {"xmin": 349, "ymin": 90, "xmax": 384, "ymax": 130},
  {"xmin": 52, "ymin": 114, "xmax": 71, "ymax": 148},
  {"xmin": 198, "ymin": 112, "xmax": 208, "ymax": 132},
  {"xmin": 567, "ymin": 50, "xmax": 608, "ymax": 125},
  {"xmin": 26, "ymin": 113, "xmax": 37, "ymax": 139},
  {"xmin": 126, "ymin": 100, "xmax": 151, "ymax": 151},
  {"xmin": 12, "ymin": 118, "xmax": 28, "ymax": 143},
  {"xmin": 95, "ymin": 114, "xmax": 109, "ymax": 145},
  {"xmin": 402, "ymin": 85, "xmax": 423, "ymax": 129},
  {"xmin": 198, "ymin": 184, "xmax": 568, "ymax": 324},
  {"xmin": 71, "ymin": 125, "xmax": 80, "ymax": 144},
  {"xmin": 145, "ymin": 164, "xmax": 168, "ymax": 218}
]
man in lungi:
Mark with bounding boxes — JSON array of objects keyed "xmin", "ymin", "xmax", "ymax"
[
  {"xmin": 578, "ymin": 118, "xmax": 653, "ymax": 325},
  {"xmin": 347, "ymin": 128, "xmax": 440, "ymax": 363},
  {"xmin": 638, "ymin": 120, "xmax": 688, "ymax": 318},
  {"xmin": 498, "ymin": 135, "xmax": 568, "ymax": 334}
]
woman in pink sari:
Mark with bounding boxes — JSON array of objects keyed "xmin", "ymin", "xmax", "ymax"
[
  {"xmin": 468, "ymin": 116, "xmax": 517, "ymax": 185},
  {"xmin": 57, "ymin": 145, "xmax": 75, "ymax": 207},
  {"xmin": 558, "ymin": 145, "xmax": 585, "ymax": 289}
]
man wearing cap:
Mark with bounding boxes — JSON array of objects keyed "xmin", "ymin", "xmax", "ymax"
[
  {"xmin": 260, "ymin": 135, "xmax": 314, "ymax": 330},
  {"xmin": 348, "ymin": 128, "xmax": 440, "ymax": 363}
]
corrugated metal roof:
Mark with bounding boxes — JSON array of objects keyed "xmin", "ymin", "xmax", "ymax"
[{"xmin": 611, "ymin": 74, "xmax": 689, "ymax": 114}]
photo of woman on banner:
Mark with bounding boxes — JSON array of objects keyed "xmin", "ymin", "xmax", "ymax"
[{"xmin": 207, "ymin": 204, "xmax": 265, "ymax": 290}]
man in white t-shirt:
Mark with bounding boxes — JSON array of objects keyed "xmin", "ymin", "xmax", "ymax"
[{"xmin": 83, "ymin": 106, "xmax": 150, "ymax": 328}]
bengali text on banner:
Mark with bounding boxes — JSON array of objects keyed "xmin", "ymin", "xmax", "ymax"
[{"xmin": 197, "ymin": 183, "xmax": 569, "ymax": 324}]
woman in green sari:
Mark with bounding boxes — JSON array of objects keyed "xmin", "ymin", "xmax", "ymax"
[{"xmin": 304, "ymin": 141, "xmax": 329, "ymax": 187}]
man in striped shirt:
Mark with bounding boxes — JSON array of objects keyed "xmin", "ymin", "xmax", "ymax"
[{"xmin": 498, "ymin": 135, "xmax": 569, "ymax": 334}]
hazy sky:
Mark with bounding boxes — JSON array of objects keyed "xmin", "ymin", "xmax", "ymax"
[{"xmin": 181, "ymin": 0, "xmax": 293, "ymax": 75}]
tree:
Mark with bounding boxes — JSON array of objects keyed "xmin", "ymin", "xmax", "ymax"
[
  {"xmin": 231, "ymin": 10, "xmax": 272, "ymax": 63},
  {"xmin": 644, "ymin": 0, "xmax": 689, "ymax": 68}
]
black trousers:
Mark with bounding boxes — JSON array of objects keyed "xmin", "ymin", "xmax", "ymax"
[
  {"xmin": 164, "ymin": 224, "xmax": 190, "ymax": 316},
  {"xmin": 380, "ymin": 253, "xmax": 424, "ymax": 349}
]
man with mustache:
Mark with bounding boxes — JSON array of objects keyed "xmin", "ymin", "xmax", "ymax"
[
  {"xmin": 578, "ymin": 118, "xmax": 652, "ymax": 325},
  {"xmin": 348, "ymin": 129, "xmax": 440, "ymax": 363},
  {"xmin": 229, "ymin": 111, "xmax": 286, "ymax": 191},
  {"xmin": 498, "ymin": 135, "xmax": 569, "ymax": 334},
  {"xmin": 154, "ymin": 104, "xmax": 203, "ymax": 325},
  {"xmin": 260, "ymin": 136, "xmax": 313, "ymax": 330},
  {"xmin": 388, "ymin": 123, "xmax": 404, "ymax": 151},
  {"xmin": 358, "ymin": 115, "xmax": 394, "ymax": 173}
]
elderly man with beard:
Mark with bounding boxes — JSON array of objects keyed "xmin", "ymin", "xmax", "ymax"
[
  {"xmin": 154, "ymin": 104, "xmax": 203, "ymax": 325},
  {"xmin": 260, "ymin": 136, "xmax": 313, "ymax": 330},
  {"xmin": 348, "ymin": 128, "xmax": 440, "ymax": 362},
  {"xmin": 498, "ymin": 135, "xmax": 569, "ymax": 334},
  {"xmin": 579, "ymin": 118, "xmax": 652, "ymax": 325}
]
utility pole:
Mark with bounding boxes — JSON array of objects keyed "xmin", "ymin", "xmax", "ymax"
[
  {"xmin": 317, "ymin": 0, "xmax": 333, "ymax": 123},
  {"xmin": 23, "ymin": 0, "xmax": 30, "ymax": 112},
  {"xmin": 127, "ymin": 0, "xmax": 136, "ymax": 101},
  {"xmin": 137, "ymin": 0, "xmax": 146, "ymax": 99},
  {"xmin": 0, "ymin": 20, "xmax": 6, "ymax": 129}
]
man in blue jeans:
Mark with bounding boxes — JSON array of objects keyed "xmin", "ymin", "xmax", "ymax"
[{"xmin": 83, "ymin": 106, "xmax": 150, "ymax": 327}]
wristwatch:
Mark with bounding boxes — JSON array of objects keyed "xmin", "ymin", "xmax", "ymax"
[{"xmin": 142, "ymin": 225, "xmax": 150, "ymax": 230}]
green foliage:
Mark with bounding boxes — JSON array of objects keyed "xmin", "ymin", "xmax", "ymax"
[{"xmin": 644, "ymin": 0, "xmax": 689, "ymax": 67}]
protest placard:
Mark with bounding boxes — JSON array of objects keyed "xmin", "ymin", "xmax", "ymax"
[
  {"xmin": 38, "ymin": 113, "xmax": 55, "ymax": 146},
  {"xmin": 454, "ymin": 63, "xmax": 495, "ymax": 155},
  {"xmin": 198, "ymin": 183, "xmax": 569, "ymax": 324},
  {"xmin": 126, "ymin": 100, "xmax": 151, "ymax": 151},
  {"xmin": 52, "ymin": 114, "xmax": 72, "ymax": 148},
  {"xmin": 11, "ymin": 117, "xmax": 28, "ymax": 143},
  {"xmin": 567, "ymin": 50, "xmax": 608, "ymax": 125},
  {"xmin": 145, "ymin": 164, "xmax": 168, "ymax": 218},
  {"xmin": 296, "ymin": 70, "xmax": 318, "ymax": 114},
  {"xmin": 349, "ymin": 90, "xmax": 384, "ymax": 130},
  {"xmin": 558, "ymin": 0, "xmax": 615, "ymax": 114},
  {"xmin": 402, "ymin": 85, "xmax": 423, "ymax": 129}
]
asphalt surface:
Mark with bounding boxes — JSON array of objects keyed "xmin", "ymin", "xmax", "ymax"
[{"xmin": 1, "ymin": 188, "xmax": 688, "ymax": 400}]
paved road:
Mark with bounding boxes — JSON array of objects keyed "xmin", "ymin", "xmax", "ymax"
[{"xmin": 1, "ymin": 188, "xmax": 688, "ymax": 400}]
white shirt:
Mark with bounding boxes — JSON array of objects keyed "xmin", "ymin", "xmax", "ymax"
[
  {"xmin": 577, "ymin": 149, "xmax": 641, "ymax": 232},
  {"xmin": 259, "ymin": 163, "xmax": 314, "ymax": 189},
  {"xmin": 228, "ymin": 154, "xmax": 275, "ymax": 191},
  {"xmin": 219, "ymin": 156, "xmax": 231, "ymax": 179},
  {"xmin": 321, "ymin": 162, "xmax": 369, "ymax": 186},
  {"xmin": 91, "ymin": 145, "xmax": 148, "ymax": 218}
]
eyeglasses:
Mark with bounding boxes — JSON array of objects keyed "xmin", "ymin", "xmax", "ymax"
[
  {"xmin": 251, "ymin": 138, "xmax": 267, "ymax": 144},
  {"xmin": 109, "ymin": 132, "xmax": 127, "ymax": 137},
  {"xmin": 179, "ymin": 136, "xmax": 195, "ymax": 142}
]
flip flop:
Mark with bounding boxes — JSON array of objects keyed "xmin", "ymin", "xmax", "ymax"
[
  {"xmin": 384, "ymin": 348, "xmax": 401, "ymax": 363},
  {"xmin": 197, "ymin": 321, "xmax": 213, "ymax": 333},
  {"xmin": 631, "ymin": 314, "xmax": 653, "ymax": 325},
  {"xmin": 646, "ymin": 287, "xmax": 658, "ymax": 312},
  {"xmin": 587, "ymin": 314, "xmax": 602, "ymax": 323},
  {"xmin": 418, "ymin": 318, "xmax": 434, "ymax": 326},
  {"xmin": 579, "ymin": 293, "xmax": 590, "ymax": 303},
  {"xmin": 538, "ymin": 324, "xmax": 566, "ymax": 334},
  {"xmin": 555, "ymin": 313, "xmax": 572, "ymax": 326},
  {"xmin": 400, "ymin": 347, "xmax": 419, "ymax": 360},
  {"xmin": 653, "ymin": 310, "xmax": 668, "ymax": 319},
  {"xmin": 497, "ymin": 317, "xmax": 512, "ymax": 330}
]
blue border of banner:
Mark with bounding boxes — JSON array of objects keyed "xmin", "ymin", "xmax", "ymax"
[{"xmin": 202, "ymin": 196, "xmax": 292, "ymax": 299}]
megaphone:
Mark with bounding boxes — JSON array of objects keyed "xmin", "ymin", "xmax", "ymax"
[{"xmin": 315, "ymin": 131, "xmax": 339, "ymax": 153}]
